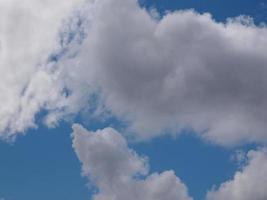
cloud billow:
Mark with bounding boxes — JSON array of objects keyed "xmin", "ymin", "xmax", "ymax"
[
  {"xmin": 2, "ymin": 0, "xmax": 267, "ymax": 199},
  {"xmin": 64, "ymin": 0, "xmax": 267, "ymax": 146},
  {"xmin": 72, "ymin": 124, "xmax": 193, "ymax": 200},
  {"xmin": 2, "ymin": 0, "xmax": 267, "ymax": 146}
]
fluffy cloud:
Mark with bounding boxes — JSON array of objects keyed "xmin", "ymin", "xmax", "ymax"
[
  {"xmin": 206, "ymin": 148, "xmax": 267, "ymax": 200},
  {"xmin": 2, "ymin": 0, "xmax": 267, "ymax": 146},
  {"xmin": 0, "ymin": 0, "xmax": 84, "ymax": 139},
  {"xmin": 72, "ymin": 124, "xmax": 193, "ymax": 200},
  {"xmin": 61, "ymin": 0, "xmax": 267, "ymax": 146}
]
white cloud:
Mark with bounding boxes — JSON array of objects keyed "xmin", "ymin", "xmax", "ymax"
[
  {"xmin": 206, "ymin": 148, "xmax": 267, "ymax": 200},
  {"xmin": 60, "ymin": 0, "xmax": 267, "ymax": 146},
  {"xmin": 2, "ymin": 0, "xmax": 267, "ymax": 147},
  {"xmin": 72, "ymin": 124, "xmax": 193, "ymax": 200},
  {"xmin": 0, "ymin": 0, "xmax": 84, "ymax": 139}
]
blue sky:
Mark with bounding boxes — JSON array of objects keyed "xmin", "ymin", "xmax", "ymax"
[
  {"xmin": 0, "ymin": 122, "xmax": 240, "ymax": 200},
  {"xmin": 141, "ymin": 0, "xmax": 267, "ymax": 23},
  {"xmin": 1, "ymin": 0, "xmax": 267, "ymax": 200}
]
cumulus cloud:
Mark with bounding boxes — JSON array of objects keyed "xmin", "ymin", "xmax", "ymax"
[
  {"xmin": 60, "ymin": 0, "xmax": 267, "ymax": 146},
  {"xmin": 2, "ymin": 0, "xmax": 267, "ymax": 146},
  {"xmin": 72, "ymin": 124, "xmax": 193, "ymax": 200},
  {"xmin": 206, "ymin": 148, "xmax": 267, "ymax": 200}
]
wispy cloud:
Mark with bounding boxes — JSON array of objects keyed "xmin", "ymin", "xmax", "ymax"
[{"xmin": 0, "ymin": 0, "xmax": 84, "ymax": 139}]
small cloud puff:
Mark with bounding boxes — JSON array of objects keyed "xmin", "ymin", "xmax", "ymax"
[{"xmin": 72, "ymin": 124, "xmax": 193, "ymax": 200}]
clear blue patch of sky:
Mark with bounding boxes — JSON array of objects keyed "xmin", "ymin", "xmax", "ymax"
[
  {"xmin": 0, "ymin": 122, "xmax": 88, "ymax": 200},
  {"xmin": 140, "ymin": 0, "xmax": 267, "ymax": 23}
]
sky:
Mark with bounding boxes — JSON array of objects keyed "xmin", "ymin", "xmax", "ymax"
[{"xmin": 1, "ymin": 0, "xmax": 267, "ymax": 200}]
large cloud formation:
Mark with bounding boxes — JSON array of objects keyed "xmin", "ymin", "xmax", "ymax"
[
  {"xmin": 207, "ymin": 148, "xmax": 267, "ymax": 200},
  {"xmin": 62, "ymin": 0, "xmax": 267, "ymax": 146},
  {"xmin": 3, "ymin": 0, "xmax": 267, "ymax": 199},
  {"xmin": 2, "ymin": 0, "xmax": 267, "ymax": 146},
  {"xmin": 72, "ymin": 124, "xmax": 193, "ymax": 200}
]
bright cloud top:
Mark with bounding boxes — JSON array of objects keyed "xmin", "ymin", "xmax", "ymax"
[
  {"xmin": 2, "ymin": 0, "xmax": 267, "ymax": 146},
  {"xmin": 72, "ymin": 124, "xmax": 193, "ymax": 200}
]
